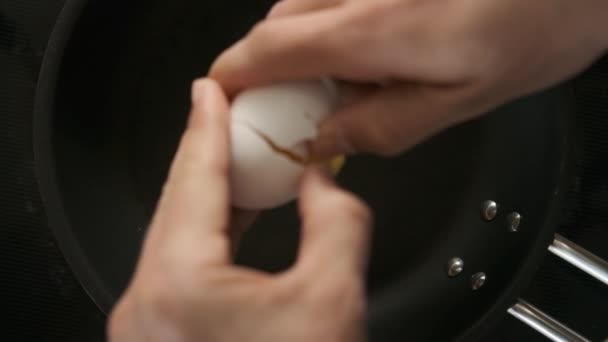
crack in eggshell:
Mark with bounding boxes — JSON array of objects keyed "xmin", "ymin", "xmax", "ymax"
[
  {"xmin": 229, "ymin": 79, "xmax": 346, "ymax": 194},
  {"xmin": 244, "ymin": 123, "xmax": 346, "ymax": 175},
  {"xmin": 233, "ymin": 113, "xmax": 318, "ymax": 151},
  {"xmin": 231, "ymin": 105, "xmax": 319, "ymax": 166},
  {"xmin": 246, "ymin": 125, "xmax": 309, "ymax": 165},
  {"xmin": 230, "ymin": 80, "xmax": 338, "ymax": 149}
]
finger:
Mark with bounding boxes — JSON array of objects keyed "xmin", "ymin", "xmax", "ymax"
[
  {"xmin": 209, "ymin": 5, "xmax": 382, "ymax": 95},
  {"xmin": 295, "ymin": 166, "xmax": 372, "ymax": 278},
  {"xmin": 154, "ymin": 78, "xmax": 232, "ymax": 238},
  {"xmin": 267, "ymin": 0, "xmax": 343, "ymax": 18},
  {"xmin": 311, "ymin": 83, "xmax": 473, "ymax": 158},
  {"xmin": 229, "ymin": 208, "xmax": 259, "ymax": 256},
  {"xmin": 335, "ymin": 81, "xmax": 380, "ymax": 106}
]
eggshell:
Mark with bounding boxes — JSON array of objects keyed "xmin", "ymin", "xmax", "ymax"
[
  {"xmin": 229, "ymin": 80, "xmax": 339, "ymax": 210},
  {"xmin": 231, "ymin": 80, "xmax": 339, "ymax": 150},
  {"xmin": 230, "ymin": 121, "xmax": 305, "ymax": 209}
]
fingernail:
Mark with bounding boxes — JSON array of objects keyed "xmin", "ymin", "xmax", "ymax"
[
  {"xmin": 189, "ymin": 78, "xmax": 220, "ymax": 129},
  {"xmin": 191, "ymin": 78, "xmax": 224, "ymax": 122},
  {"xmin": 191, "ymin": 78, "xmax": 210, "ymax": 106}
]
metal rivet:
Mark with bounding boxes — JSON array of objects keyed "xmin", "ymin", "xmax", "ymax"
[
  {"xmin": 471, "ymin": 272, "xmax": 486, "ymax": 290},
  {"xmin": 507, "ymin": 212, "xmax": 522, "ymax": 232},
  {"xmin": 446, "ymin": 258, "xmax": 464, "ymax": 277},
  {"xmin": 481, "ymin": 200, "xmax": 498, "ymax": 221}
]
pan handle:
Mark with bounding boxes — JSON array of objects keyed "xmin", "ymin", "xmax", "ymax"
[
  {"xmin": 507, "ymin": 233, "xmax": 608, "ymax": 342},
  {"xmin": 507, "ymin": 299, "xmax": 590, "ymax": 342},
  {"xmin": 548, "ymin": 234, "xmax": 608, "ymax": 285}
]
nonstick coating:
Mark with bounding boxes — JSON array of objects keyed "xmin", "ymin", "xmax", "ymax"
[{"xmin": 34, "ymin": 0, "xmax": 575, "ymax": 340}]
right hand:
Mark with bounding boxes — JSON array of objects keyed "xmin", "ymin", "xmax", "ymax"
[
  {"xmin": 107, "ymin": 79, "xmax": 372, "ymax": 342},
  {"xmin": 210, "ymin": 0, "xmax": 608, "ymax": 158}
]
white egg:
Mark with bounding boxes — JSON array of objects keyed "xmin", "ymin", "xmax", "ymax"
[{"xmin": 229, "ymin": 79, "xmax": 340, "ymax": 210}]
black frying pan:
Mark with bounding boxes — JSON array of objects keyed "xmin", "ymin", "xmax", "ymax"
[{"xmin": 34, "ymin": 0, "xmax": 575, "ymax": 340}]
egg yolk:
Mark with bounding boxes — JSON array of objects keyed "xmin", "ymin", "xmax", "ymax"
[
  {"xmin": 306, "ymin": 143, "xmax": 346, "ymax": 175},
  {"xmin": 328, "ymin": 155, "xmax": 346, "ymax": 175}
]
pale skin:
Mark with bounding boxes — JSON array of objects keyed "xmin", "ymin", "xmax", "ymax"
[
  {"xmin": 107, "ymin": 79, "xmax": 371, "ymax": 342},
  {"xmin": 211, "ymin": 0, "xmax": 608, "ymax": 158},
  {"xmin": 109, "ymin": 0, "xmax": 608, "ymax": 340}
]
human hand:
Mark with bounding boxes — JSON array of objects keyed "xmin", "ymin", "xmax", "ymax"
[
  {"xmin": 107, "ymin": 79, "xmax": 372, "ymax": 342},
  {"xmin": 210, "ymin": 0, "xmax": 608, "ymax": 157}
]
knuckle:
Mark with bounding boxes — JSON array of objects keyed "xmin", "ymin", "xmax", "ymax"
[
  {"xmin": 249, "ymin": 22, "xmax": 300, "ymax": 57},
  {"xmin": 249, "ymin": 17, "xmax": 333, "ymax": 62},
  {"xmin": 366, "ymin": 124, "xmax": 404, "ymax": 157},
  {"xmin": 342, "ymin": 197, "xmax": 372, "ymax": 225},
  {"xmin": 243, "ymin": 23, "xmax": 276, "ymax": 65},
  {"xmin": 248, "ymin": 22, "xmax": 274, "ymax": 50}
]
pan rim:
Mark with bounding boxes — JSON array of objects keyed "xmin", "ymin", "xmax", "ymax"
[{"xmin": 33, "ymin": 0, "xmax": 115, "ymax": 314}]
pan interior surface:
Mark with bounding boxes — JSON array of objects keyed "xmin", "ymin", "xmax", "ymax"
[{"xmin": 35, "ymin": 0, "xmax": 574, "ymax": 340}]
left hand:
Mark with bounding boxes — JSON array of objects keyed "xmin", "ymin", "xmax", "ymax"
[
  {"xmin": 107, "ymin": 78, "xmax": 372, "ymax": 342},
  {"xmin": 210, "ymin": 0, "xmax": 608, "ymax": 158}
]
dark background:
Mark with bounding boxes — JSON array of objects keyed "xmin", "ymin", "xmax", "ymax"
[{"xmin": 1, "ymin": 0, "xmax": 606, "ymax": 341}]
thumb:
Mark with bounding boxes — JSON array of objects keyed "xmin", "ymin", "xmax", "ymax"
[
  {"xmin": 229, "ymin": 208, "xmax": 259, "ymax": 256},
  {"xmin": 295, "ymin": 166, "xmax": 372, "ymax": 278},
  {"xmin": 312, "ymin": 83, "xmax": 472, "ymax": 158}
]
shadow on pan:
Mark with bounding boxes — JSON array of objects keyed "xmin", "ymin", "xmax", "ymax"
[{"xmin": 34, "ymin": 0, "xmax": 575, "ymax": 340}]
